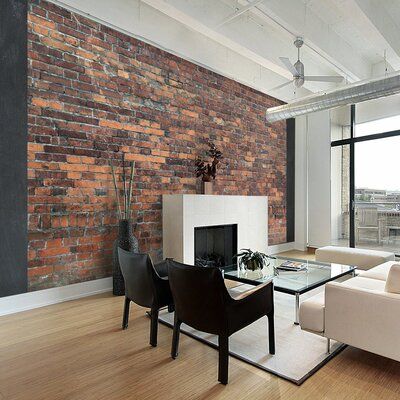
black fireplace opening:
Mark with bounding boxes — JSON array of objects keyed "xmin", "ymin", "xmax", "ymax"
[{"xmin": 194, "ymin": 224, "xmax": 238, "ymax": 268}]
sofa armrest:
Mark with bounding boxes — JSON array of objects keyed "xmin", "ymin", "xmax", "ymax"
[{"xmin": 325, "ymin": 282, "xmax": 400, "ymax": 362}]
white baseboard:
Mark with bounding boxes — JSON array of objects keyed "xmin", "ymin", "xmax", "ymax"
[
  {"xmin": 0, "ymin": 277, "xmax": 112, "ymax": 317},
  {"xmin": 268, "ymin": 242, "xmax": 295, "ymax": 255}
]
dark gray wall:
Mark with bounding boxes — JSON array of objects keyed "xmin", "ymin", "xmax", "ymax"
[
  {"xmin": 286, "ymin": 118, "xmax": 295, "ymax": 243},
  {"xmin": 0, "ymin": 0, "xmax": 28, "ymax": 297}
]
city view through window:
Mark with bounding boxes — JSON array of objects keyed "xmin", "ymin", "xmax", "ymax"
[
  {"xmin": 355, "ymin": 135, "xmax": 400, "ymax": 253},
  {"xmin": 332, "ymin": 114, "xmax": 400, "ymax": 255}
]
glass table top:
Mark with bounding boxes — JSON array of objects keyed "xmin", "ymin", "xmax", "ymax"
[{"xmin": 222, "ymin": 256, "xmax": 355, "ymax": 295}]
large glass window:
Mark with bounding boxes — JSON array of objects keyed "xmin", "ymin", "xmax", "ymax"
[
  {"xmin": 355, "ymin": 115, "xmax": 400, "ymax": 137},
  {"xmin": 331, "ymin": 98, "xmax": 400, "ymax": 256},
  {"xmin": 355, "ymin": 94, "xmax": 400, "ymax": 137},
  {"xmin": 354, "ymin": 136, "xmax": 400, "ymax": 252}
]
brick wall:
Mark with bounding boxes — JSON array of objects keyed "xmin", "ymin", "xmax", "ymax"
[{"xmin": 27, "ymin": 0, "xmax": 288, "ymax": 291}]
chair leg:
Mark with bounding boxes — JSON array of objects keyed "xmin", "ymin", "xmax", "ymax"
[
  {"xmin": 150, "ymin": 307, "xmax": 159, "ymax": 347},
  {"xmin": 171, "ymin": 313, "xmax": 182, "ymax": 359},
  {"xmin": 122, "ymin": 297, "xmax": 130, "ymax": 330},
  {"xmin": 267, "ymin": 311, "xmax": 275, "ymax": 355},
  {"xmin": 218, "ymin": 335, "xmax": 229, "ymax": 385}
]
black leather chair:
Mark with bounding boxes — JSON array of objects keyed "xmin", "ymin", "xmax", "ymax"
[
  {"xmin": 167, "ymin": 260, "xmax": 275, "ymax": 384},
  {"xmin": 118, "ymin": 248, "xmax": 174, "ymax": 347}
]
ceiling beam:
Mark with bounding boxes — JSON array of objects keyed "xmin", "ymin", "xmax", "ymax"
[
  {"xmin": 215, "ymin": 0, "xmax": 264, "ymax": 28},
  {"xmin": 142, "ymin": 0, "xmax": 293, "ymax": 81},
  {"xmin": 47, "ymin": 0, "xmax": 308, "ymax": 102},
  {"xmin": 354, "ymin": 0, "xmax": 400, "ymax": 69},
  {"xmin": 142, "ymin": 0, "xmax": 352, "ymax": 95},
  {"xmin": 244, "ymin": 0, "xmax": 371, "ymax": 81},
  {"xmin": 326, "ymin": 0, "xmax": 400, "ymax": 73}
]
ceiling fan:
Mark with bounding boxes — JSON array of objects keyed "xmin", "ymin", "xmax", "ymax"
[{"xmin": 270, "ymin": 37, "xmax": 344, "ymax": 91}]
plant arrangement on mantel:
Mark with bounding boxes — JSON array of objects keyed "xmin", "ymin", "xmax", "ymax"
[
  {"xmin": 195, "ymin": 141, "xmax": 223, "ymax": 194},
  {"xmin": 234, "ymin": 248, "xmax": 278, "ymax": 278},
  {"xmin": 110, "ymin": 153, "xmax": 139, "ymax": 296}
]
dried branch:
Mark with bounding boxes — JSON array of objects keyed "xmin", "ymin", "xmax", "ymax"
[
  {"xmin": 127, "ymin": 161, "xmax": 135, "ymax": 220},
  {"xmin": 122, "ymin": 153, "xmax": 127, "ymax": 219},
  {"xmin": 110, "ymin": 155, "xmax": 137, "ymax": 220},
  {"xmin": 110, "ymin": 162, "xmax": 122, "ymax": 219}
]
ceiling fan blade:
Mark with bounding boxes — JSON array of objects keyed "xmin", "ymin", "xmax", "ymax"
[
  {"xmin": 268, "ymin": 80, "xmax": 293, "ymax": 91},
  {"xmin": 279, "ymin": 57, "xmax": 298, "ymax": 76},
  {"xmin": 304, "ymin": 75, "xmax": 344, "ymax": 82}
]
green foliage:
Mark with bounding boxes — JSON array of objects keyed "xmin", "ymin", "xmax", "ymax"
[{"xmin": 233, "ymin": 248, "xmax": 270, "ymax": 270}]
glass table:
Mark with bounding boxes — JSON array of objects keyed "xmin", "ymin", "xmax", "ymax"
[{"xmin": 222, "ymin": 256, "xmax": 356, "ymax": 324}]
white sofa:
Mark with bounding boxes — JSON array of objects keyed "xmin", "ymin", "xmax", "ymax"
[
  {"xmin": 315, "ymin": 245, "xmax": 395, "ymax": 270},
  {"xmin": 300, "ymin": 261, "xmax": 400, "ymax": 362}
]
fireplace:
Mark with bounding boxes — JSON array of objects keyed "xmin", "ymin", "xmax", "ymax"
[
  {"xmin": 162, "ymin": 195, "xmax": 268, "ymax": 265},
  {"xmin": 194, "ymin": 224, "xmax": 238, "ymax": 268}
]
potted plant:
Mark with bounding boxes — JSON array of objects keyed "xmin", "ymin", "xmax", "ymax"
[{"xmin": 234, "ymin": 249, "xmax": 278, "ymax": 276}]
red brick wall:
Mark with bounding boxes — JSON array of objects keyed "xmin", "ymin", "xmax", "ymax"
[{"xmin": 27, "ymin": 0, "xmax": 288, "ymax": 291}]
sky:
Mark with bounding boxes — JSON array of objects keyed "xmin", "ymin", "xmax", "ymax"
[{"xmin": 355, "ymin": 116, "xmax": 400, "ymax": 192}]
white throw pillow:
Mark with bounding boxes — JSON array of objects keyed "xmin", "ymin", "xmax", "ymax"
[{"xmin": 385, "ymin": 264, "xmax": 400, "ymax": 294}]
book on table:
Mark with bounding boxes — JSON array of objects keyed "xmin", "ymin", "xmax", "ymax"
[{"xmin": 277, "ymin": 260, "xmax": 308, "ymax": 272}]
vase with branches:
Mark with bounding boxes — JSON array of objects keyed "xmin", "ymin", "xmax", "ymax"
[
  {"xmin": 110, "ymin": 153, "xmax": 139, "ymax": 296},
  {"xmin": 195, "ymin": 141, "xmax": 223, "ymax": 194}
]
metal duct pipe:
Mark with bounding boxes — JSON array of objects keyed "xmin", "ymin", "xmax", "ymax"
[{"xmin": 265, "ymin": 71, "xmax": 400, "ymax": 122}]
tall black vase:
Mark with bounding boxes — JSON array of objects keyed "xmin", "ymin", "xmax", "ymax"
[{"xmin": 112, "ymin": 219, "xmax": 139, "ymax": 296}]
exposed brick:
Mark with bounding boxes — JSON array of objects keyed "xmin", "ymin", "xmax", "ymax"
[{"xmin": 27, "ymin": 0, "xmax": 288, "ymax": 292}]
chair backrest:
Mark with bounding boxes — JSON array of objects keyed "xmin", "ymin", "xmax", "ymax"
[
  {"xmin": 167, "ymin": 260, "xmax": 230, "ymax": 334},
  {"xmin": 118, "ymin": 248, "xmax": 155, "ymax": 308}
]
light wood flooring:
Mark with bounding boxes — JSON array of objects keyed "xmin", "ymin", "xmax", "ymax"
[{"xmin": 0, "ymin": 287, "xmax": 399, "ymax": 400}]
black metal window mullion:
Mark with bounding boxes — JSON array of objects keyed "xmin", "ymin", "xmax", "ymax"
[
  {"xmin": 349, "ymin": 105, "xmax": 355, "ymax": 248},
  {"xmin": 331, "ymin": 128, "xmax": 400, "ymax": 147}
]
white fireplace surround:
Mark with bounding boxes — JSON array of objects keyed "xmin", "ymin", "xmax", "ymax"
[{"xmin": 162, "ymin": 194, "xmax": 268, "ymax": 265}]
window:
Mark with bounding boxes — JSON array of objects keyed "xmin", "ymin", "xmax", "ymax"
[
  {"xmin": 331, "ymin": 99, "xmax": 400, "ymax": 256},
  {"xmin": 356, "ymin": 115, "xmax": 400, "ymax": 137}
]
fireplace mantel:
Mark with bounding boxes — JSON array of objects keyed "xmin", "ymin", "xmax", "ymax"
[{"xmin": 162, "ymin": 195, "xmax": 268, "ymax": 264}]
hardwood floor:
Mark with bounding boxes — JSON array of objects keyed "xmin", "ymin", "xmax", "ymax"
[{"xmin": 0, "ymin": 292, "xmax": 399, "ymax": 400}]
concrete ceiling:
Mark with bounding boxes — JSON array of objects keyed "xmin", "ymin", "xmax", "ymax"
[{"xmin": 141, "ymin": 0, "xmax": 400, "ymax": 101}]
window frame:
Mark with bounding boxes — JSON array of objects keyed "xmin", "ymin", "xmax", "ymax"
[{"xmin": 331, "ymin": 104, "xmax": 400, "ymax": 256}]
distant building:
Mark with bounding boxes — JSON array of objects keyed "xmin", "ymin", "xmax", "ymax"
[{"xmin": 356, "ymin": 188, "xmax": 400, "ymax": 205}]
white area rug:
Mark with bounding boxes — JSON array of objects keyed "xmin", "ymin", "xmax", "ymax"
[{"xmin": 158, "ymin": 285, "xmax": 345, "ymax": 384}]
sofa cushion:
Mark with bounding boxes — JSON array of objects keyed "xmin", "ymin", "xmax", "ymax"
[
  {"xmin": 358, "ymin": 261, "xmax": 398, "ymax": 281},
  {"xmin": 340, "ymin": 276, "xmax": 386, "ymax": 291},
  {"xmin": 315, "ymin": 246, "xmax": 395, "ymax": 270},
  {"xmin": 299, "ymin": 291, "xmax": 325, "ymax": 333},
  {"xmin": 385, "ymin": 264, "xmax": 400, "ymax": 294}
]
